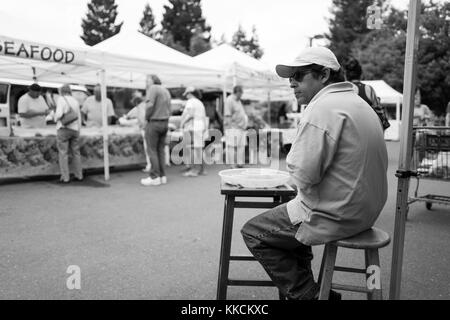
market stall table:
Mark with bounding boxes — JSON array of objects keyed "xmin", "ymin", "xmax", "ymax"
[{"xmin": 0, "ymin": 125, "xmax": 179, "ymax": 179}]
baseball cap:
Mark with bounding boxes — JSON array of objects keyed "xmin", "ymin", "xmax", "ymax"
[
  {"xmin": 276, "ymin": 47, "xmax": 341, "ymax": 78},
  {"xmin": 183, "ymin": 86, "xmax": 196, "ymax": 97}
]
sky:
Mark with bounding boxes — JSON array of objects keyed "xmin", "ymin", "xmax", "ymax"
[{"xmin": 0, "ymin": 0, "xmax": 414, "ymax": 66}]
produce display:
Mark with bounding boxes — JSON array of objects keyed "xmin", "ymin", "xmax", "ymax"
[{"xmin": 0, "ymin": 126, "xmax": 147, "ymax": 178}]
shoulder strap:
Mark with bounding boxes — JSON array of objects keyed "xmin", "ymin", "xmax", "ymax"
[
  {"xmin": 355, "ymin": 82, "xmax": 373, "ymax": 106},
  {"xmin": 62, "ymin": 96, "xmax": 74, "ymax": 112}
]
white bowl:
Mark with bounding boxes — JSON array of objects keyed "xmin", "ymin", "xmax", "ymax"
[{"xmin": 219, "ymin": 168, "xmax": 290, "ymax": 189}]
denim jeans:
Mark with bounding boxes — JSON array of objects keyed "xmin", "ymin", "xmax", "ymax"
[
  {"xmin": 145, "ymin": 120, "xmax": 168, "ymax": 179},
  {"xmin": 56, "ymin": 128, "xmax": 83, "ymax": 182},
  {"xmin": 241, "ymin": 204, "xmax": 319, "ymax": 300}
]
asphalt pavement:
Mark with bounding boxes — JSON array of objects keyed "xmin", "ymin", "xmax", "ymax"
[{"xmin": 0, "ymin": 141, "xmax": 449, "ymax": 300}]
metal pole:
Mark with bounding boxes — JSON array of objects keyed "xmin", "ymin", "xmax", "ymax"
[
  {"xmin": 267, "ymin": 91, "xmax": 271, "ymax": 128},
  {"xmin": 100, "ymin": 69, "xmax": 110, "ymax": 181},
  {"xmin": 389, "ymin": 0, "xmax": 421, "ymax": 300}
]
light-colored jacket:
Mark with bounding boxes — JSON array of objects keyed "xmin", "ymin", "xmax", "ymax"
[
  {"xmin": 286, "ymin": 82, "xmax": 388, "ymax": 246},
  {"xmin": 55, "ymin": 95, "xmax": 82, "ymax": 131}
]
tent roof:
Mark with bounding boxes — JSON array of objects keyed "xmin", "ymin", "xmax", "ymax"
[
  {"xmin": 94, "ymin": 30, "xmax": 197, "ymax": 66},
  {"xmin": 362, "ymin": 80, "xmax": 403, "ymax": 105},
  {"xmin": 0, "ymin": 34, "xmax": 223, "ymax": 89},
  {"xmin": 194, "ymin": 44, "xmax": 288, "ymax": 90}
]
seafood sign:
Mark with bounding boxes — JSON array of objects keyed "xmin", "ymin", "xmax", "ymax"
[{"xmin": 0, "ymin": 36, "xmax": 83, "ymax": 64}]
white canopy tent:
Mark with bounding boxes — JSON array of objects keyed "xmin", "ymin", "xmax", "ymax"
[
  {"xmin": 193, "ymin": 44, "xmax": 292, "ymax": 100},
  {"xmin": 0, "ymin": 34, "xmax": 223, "ymax": 180},
  {"xmin": 92, "ymin": 29, "xmax": 224, "ymax": 89},
  {"xmin": 363, "ymin": 80, "xmax": 403, "ymax": 141}
]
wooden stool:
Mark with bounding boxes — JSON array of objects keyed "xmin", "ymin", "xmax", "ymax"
[
  {"xmin": 318, "ymin": 227, "xmax": 391, "ymax": 300},
  {"xmin": 217, "ymin": 183, "xmax": 296, "ymax": 300}
]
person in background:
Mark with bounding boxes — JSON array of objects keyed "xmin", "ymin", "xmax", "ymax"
[
  {"xmin": 224, "ymin": 85, "xmax": 248, "ymax": 168},
  {"xmin": 180, "ymin": 87, "xmax": 208, "ymax": 177},
  {"xmin": 81, "ymin": 84, "xmax": 116, "ymax": 127},
  {"xmin": 140, "ymin": 75, "xmax": 172, "ymax": 187},
  {"xmin": 54, "ymin": 84, "xmax": 83, "ymax": 184},
  {"xmin": 18, "ymin": 83, "xmax": 49, "ymax": 128},
  {"xmin": 241, "ymin": 47, "xmax": 388, "ymax": 300},
  {"xmin": 413, "ymin": 89, "xmax": 432, "ymax": 127},
  {"xmin": 122, "ymin": 96, "xmax": 151, "ymax": 173},
  {"xmin": 446, "ymin": 100, "xmax": 450, "ymax": 127},
  {"xmin": 344, "ymin": 57, "xmax": 390, "ymax": 131}
]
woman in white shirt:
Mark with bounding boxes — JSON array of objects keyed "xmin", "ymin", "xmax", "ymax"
[
  {"xmin": 54, "ymin": 84, "xmax": 83, "ymax": 183},
  {"xmin": 180, "ymin": 87, "xmax": 208, "ymax": 177}
]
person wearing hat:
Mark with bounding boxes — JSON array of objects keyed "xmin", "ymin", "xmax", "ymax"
[
  {"xmin": 18, "ymin": 83, "xmax": 49, "ymax": 128},
  {"xmin": 241, "ymin": 47, "xmax": 388, "ymax": 300},
  {"xmin": 224, "ymin": 85, "xmax": 248, "ymax": 168},
  {"xmin": 180, "ymin": 87, "xmax": 208, "ymax": 177},
  {"xmin": 141, "ymin": 75, "xmax": 172, "ymax": 187}
]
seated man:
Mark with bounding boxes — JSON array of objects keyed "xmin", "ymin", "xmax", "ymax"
[
  {"xmin": 18, "ymin": 83, "xmax": 49, "ymax": 128},
  {"xmin": 241, "ymin": 47, "xmax": 388, "ymax": 300},
  {"xmin": 81, "ymin": 84, "xmax": 116, "ymax": 127}
]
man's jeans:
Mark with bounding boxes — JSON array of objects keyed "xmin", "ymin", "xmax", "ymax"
[
  {"xmin": 241, "ymin": 204, "xmax": 319, "ymax": 300},
  {"xmin": 145, "ymin": 120, "xmax": 168, "ymax": 179},
  {"xmin": 56, "ymin": 128, "xmax": 83, "ymax": 182}
]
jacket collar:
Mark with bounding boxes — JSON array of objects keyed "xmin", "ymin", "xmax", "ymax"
[{"xmin": 309, "ymin": 81, "xmax": 355, "ymax": 106}]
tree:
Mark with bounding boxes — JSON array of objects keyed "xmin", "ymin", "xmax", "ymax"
[
  {"xmin": 160, "ymin": 0, "xmax": 211, "ymax": 55},
  {"xmin": 231, "ymin": 24, "xmax": 248, "ymax": 52},
  {"xmin": 231, "ymin": 25, "xmax": 264, "ymax": 59},
  {"xmin": 248, "ymin": 26, "xmax": 264, "ymax": 60},
  {"xmin": 81, "ymin": 0, "xmax": 123, "ymax": 46},
  {"xmin": 139, "ymin": 3, "xmax": 157, "ymax": 38},
  {"xmin": 327, "ymin": 0, "xmax": 386, "ymax": 61},
  {"xmin": 354, "ymin": 1, "xmax": 450, "ymax": 115}
]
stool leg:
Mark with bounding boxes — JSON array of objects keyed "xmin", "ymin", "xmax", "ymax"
[
  {"xmin": 318, "ymin": 244, "xmax": 337, "ymax": 300},
  {"xmin": 317, "ymin": 245, "xmax": 329, "ymax": 285},
  {"xmin": 365, "ymin": 249, "xmax": 382, "ymax": 300},
  {"xmin": 217, "ymin": 195, "xmax": 235, "ymax": 300}
]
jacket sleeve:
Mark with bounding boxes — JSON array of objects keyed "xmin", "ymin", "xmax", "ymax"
[
  {"xmin": 145, "ymin": 86, "xmax": 157, "ymax": 120},
  {"xmin": 286, "ymin": 121, "xmax": 341, "ymax": 189}
]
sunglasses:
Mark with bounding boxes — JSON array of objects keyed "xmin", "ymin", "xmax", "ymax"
[{"xmin": 289, "ymin": 67, "xmax": 325, "ymax": 82}]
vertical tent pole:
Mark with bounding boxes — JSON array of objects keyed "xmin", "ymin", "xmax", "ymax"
[
  {"xmin": 222, "ymin": 72, "xmax": 227, "ymax": 115},
  {"xmin": 100, "ymin": 69, "xmax": 110, "ymax": 181},
  {"xmin": 389, "ymin": 0, "xmax": 421, "ymax": 300},
  {"xmin": 396, "ymin": 97, "xmax": 402, "ymax": 141},
  {"xmin": 267, "ymin": 91, "xmax": 272, "ymax": 128}
]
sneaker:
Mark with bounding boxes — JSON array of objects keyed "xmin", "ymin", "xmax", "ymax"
[
  {"xmin": 161, "ymin": 176, "xmax": 167, "ymax": 184},
  {"xmin": 183, "ymin": 170, "xmax": 198, "ymax": 177},
  {"xmin": 140, "ymin": 177, "xmax": 161, "ymax": 186},
  {"xmin": 142, "ymin": 167, "xmax": 151, "ymax": 173}
]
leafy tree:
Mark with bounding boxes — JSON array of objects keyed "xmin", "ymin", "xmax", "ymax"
[
  {"xmin": 139, "ymin": 3, "xmax": 157, "ymax": 38},
  {"xmin": 354, "ymin": 1, "xmax": 450, "ymax": 115},
  {"xmin": 327, "ymin": 0, "xmax": 385, "ymax": 61},
  {"xmin": 81, "ymin": 0, "xmax": 123, "ymax": 46},
  {"xmin": 160, "ymin": 0, "xmax": 211, "ymax": 55},
  {"xmin": 231, "ymin": 25, "xmax": 264, "ymax": 59}
]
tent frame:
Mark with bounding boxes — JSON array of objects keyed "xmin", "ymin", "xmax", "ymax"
[{"xmin": 389, "ymin": 0, "xmax": 421, "ymax": 300}]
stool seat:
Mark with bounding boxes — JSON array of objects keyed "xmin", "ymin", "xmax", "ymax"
[{"xmin": 333, "ymin": 227, "xmax": 391, "ymax": 250}]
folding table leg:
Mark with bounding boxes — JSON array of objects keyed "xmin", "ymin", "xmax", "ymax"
[{"xmin": 217, "ymin": 195, "xmax": 235, "ymax": 300}]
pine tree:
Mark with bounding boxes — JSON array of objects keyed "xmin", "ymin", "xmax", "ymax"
[
  {"xmin": 231, "ymin": 24, "xmax": 248, "ymax": 52},
  {"xmin": 231, "ymin": 24, "xmax": 264, "ymax": 59},
  {"xmin": 81, "ymin": 0, "xmax": 123, "ymax": 46},
  {"xmin": 139, "ymin": 3, "xmax": 157, "ymax": 38},
  {"xmin": 160, "ymin": 0, "xmax": 211, "ymax": 54},
  {"xmin": 248, "ymin": 26, "xmax": 264, "ymax": 60}
]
